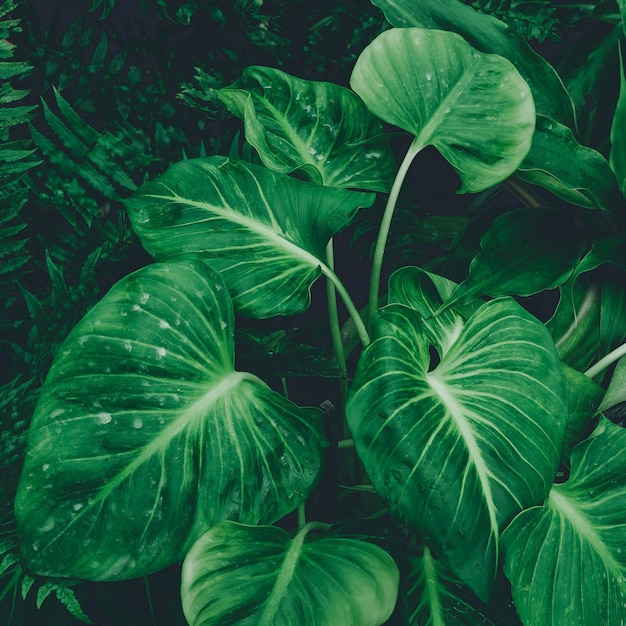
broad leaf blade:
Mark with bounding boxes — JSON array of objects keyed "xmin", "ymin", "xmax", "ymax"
[
  {"xmin": 502, "ymin": 418, "xmax": 626, "ymax": 626},
  {"xmin": 125, "ymin": 156, "xmax": 374, "ymax": 317},
  {"xmin": 444, "ymin": 207, "xmax": 585, "ymax": 310},
  {"xmin": 407, "ymin": 546, "xmax": 494, "ymax": 625},
  {"xmin": 370, "ymin": 0, "xmax": 575, "ymax": 128},
  {"xmin": 181, "ymin": 521, "xmax": 400, "ymax": 626},
  {"xmin": 518, "ymin": 115, "xmax": 621, "ymax": 211},
  {"xmin": 15, "ymin": 261, "xmax": 326, "ymax": 580},
  {"xmin": 347, "ymin": 298, "xmax": 566, "ymax": 599},
  {"xmin": 218, "ymin": 66, "xmax": 396, "ymax": 192},
  {"xmin": 351, "ymin": 28, "xmax": 535, "ymax": 193}
]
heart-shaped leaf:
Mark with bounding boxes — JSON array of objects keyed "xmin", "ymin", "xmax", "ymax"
[
  {"xmin": 14, "ymin": 261, "xmax": 326, "ymax": 581},
  {"xmin": 218, "ymin": 66, "xmax": 396, "ymax": 192},
  {"xmin": 502, "ymin": 418, "xmax": 626, "ymax": 626},
  {"xmin": 346, "ymin": 296, "xmax": 566, "ymax": 599},
  {"xmin": 518, "ymin": 115, "xmax": 621, "ymax": 211},
  {"xmin": 370, "ymin": 0, "xmax": 575, "ymax": 128},
  {"xmin": 125, "ymin": 156, "xmax": 374, "ymax": 317},
  {"xmin": 181, "ymin": 521, "xmax": 400, "ymax": 626},
  {"xmin": 351, "ymin": 28, "xmax": 535, "ymax": 193}
]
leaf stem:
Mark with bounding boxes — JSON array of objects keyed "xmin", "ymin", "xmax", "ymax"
[
  {"xmin": 297, "ymin": 503, "xmax": 306, "ymax": 529},
  {"xmin": 321, "ymin": 265, "xmax": 370, "ymax": 347},
  {"xmin": 368, "ymin": 137, "xmax": 422, "ymax": 322},
  {"xmin": 584, "ymin": 342, "xmax": 626, "ymax": 379},
  {"xmin": 325, "ymin": 240, "xmax": 349, "ymax": 405}
]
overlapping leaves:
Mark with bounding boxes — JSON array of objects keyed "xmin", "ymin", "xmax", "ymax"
[
  {"xmin": 125, "ymin": 156, "xmax": 373, "ymax": 317},
  {"xmin": 347, "ymin": 269, "xmax": 566, "ymax": 599},
  {"xmin": 15, "ymin": 261, "xmax": 325, "ymax": 581},
  {"xmin": 502, "ymin": 418, "xmax": 626, "ymax": 626},
  {"xmin": 217, "ymin": 66, "xmax": 396, "ymax": 192}
]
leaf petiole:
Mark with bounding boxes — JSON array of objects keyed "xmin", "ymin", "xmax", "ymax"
[{"xmin": 584, "ymin": 342, "xmax": 626, "ymax": 379}]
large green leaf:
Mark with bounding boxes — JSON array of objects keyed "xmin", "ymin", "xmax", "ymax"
[
  {"xmin": 217, "ymin": 66, "xmax": 396, "ymax": 192},
  {"xmin": 180, "ymin": 521, "xmax": 400, "ymax": 626},
  {"xmin": 350, "ymin": 28, "xmax": 535, "ymax": 193},
  {"xmin": 441, "ymin": 207, "xmax": 585, "ymax": 310},
  {"xmin": 125, "ymin": 156, "xmax": 374, "ymax": 317},
  {"xmin": 502, "ymin": 418, "xmax": 626, "ymax": 626},
  {"xmin": 346, "ymin": 297, "xmax": 566, "ymax": 600},
  {"xmin": 370, "ymin": 0, "xmax": 575, "ymax": 128},
  {"xmin": 518, "ymin": 115, "xmax": 621, "ymax": 211},
  {"xmin": 14, "ymin": 261, "xmax": 326, "ymax": 581}
]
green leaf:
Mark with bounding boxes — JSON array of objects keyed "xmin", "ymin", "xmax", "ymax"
[
  {"xmin": 502, "ymin": 418, "xmax": 626, "ymax": 626},
  {"xmin": 350, "ymin": 28, "xmax": 535, "ymax": 193},
  {"xmin": 370, "ymin": 0, "xmax": 575, "ymax": 128},
  {"xmin": 346, "ymin": 297, "xmax": 566, "ymax": 600},
  {"xmin": 560, "ymin": 363, "xmax": 604, "ymax": 465},
  {"xmin": 518, "ymin": 115, "xmax": 621, "ymax": 211},
  {"xmin": 218, "ymin": 66, "xmax": 396, "ymax": 192},
  {"xmin": 125, "ymin": 156, "xmax": 373, "ymax": 317},
  {"xmin": 407, "ymin": 545, "xmax": 494, "ymax": 625},
  {"xmin": 442, "ymin": 207, "xmax": 585, "ymax": 309},
  {"xmin": 611, "ymin": 45, "xmax": 626, "ymax": 194},
  {"xmin": 598, "ymin": 355, "xmax": 626, "ymax": 412},
  {"xmin": 180, "ymin": 521, "xmax": 400, "ymax": 626},
  {"xmin": 15, "ymin": 261, "xmax": 326, "ymax": 580}
]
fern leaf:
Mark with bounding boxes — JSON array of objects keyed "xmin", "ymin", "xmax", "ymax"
[{"xmin": 53, "ymin": 585, "xmax": 93, "ymax": 624}]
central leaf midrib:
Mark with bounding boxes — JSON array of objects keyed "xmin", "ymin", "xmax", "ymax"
[
  {"xmin": 425, "ymin": 371, "xmax": 498, "ymax": 536},
  {"xmin": 42, "ymin": 370, "xmax": 252, "ymax": 552},
  {"xmin": 145, "ymin": 191, "xmax": 325, "ymax": 271},
  {"xmin": 549, "ymin": 487, "xmax": 622, "ymax": 577}
]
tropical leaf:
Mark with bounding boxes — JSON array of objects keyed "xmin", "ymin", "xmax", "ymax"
[
  {"xmin": 502, "ymin": 418, "xmax": 626, "ymax": 626},
  {"xmin": 370, "ymin": 0, "xmax": 575, "ymax": 128},
  {"xmin": 218, "ymin": 65, "xmax": 396, "ymax": 192},
  {"xmin": 15, "ymin": 260, "xmax": 326, "ymax": 580},
  {"xmin": 350, "ymin": 27, "xmax": 535, "ymax": 193},
  {"xmin": 518, "ymin": 115, "xmax": 621, "ymax": 211},
  {"xmin": 610, "ymin": 45, "xmax": 626, "ymax": 194},
  {"xmin": 180, "ymin": 521, "xmax": 400, "ymax": 626},
  {"xmin": 347, "ymin": 293, "xmax": 566, "ymax": 600},
  {"xmin": 441, "ymin": 207, "xmax": 585, "ymax": 310},
  {"xmin": 125, "ymin": 155, "xmax": 374, "ymax": 317}
]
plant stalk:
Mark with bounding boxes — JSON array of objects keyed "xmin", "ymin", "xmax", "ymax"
[
  {"xmin": 584, "ymin": 342, "xmax": 626, "ymax": 378},
  {"xmin": 325, "ymin": 239, "xmax": 349, "ymax": 406},
  {"xmin": 368, "ymin": 137, "xmax": 422, "ymax": 322}
]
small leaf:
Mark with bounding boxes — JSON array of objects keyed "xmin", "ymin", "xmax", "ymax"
[
  {"xmin": 443, "ymin": 207, "xmax": 585, "ymax": 309},
  {"xmin": 15, "ymin": 261, "xmax": 326, "ymax": 580},
  {"xmin": 53, "ymin": 583, "xmax": 93, "ymax": 623},
  {"xmin": 351, "ymin": 28, "xmax": 535, "ymax": 193},
  {"xmin": 518, "ymin": 115, "xmax": 621, "ymax": 211},
  {"xmin": 502, "ymin": 418, "xmax": 626, "ymax": 626},
  {"xmin": 218, "ymin": 66, "xmax": 396, "ymax": 192},
  {"xmin": 181, "ymin": 521, "xmax": 400, "ymax": 626},
  {"xmin": 347, "ymin": 296, "xmax": 567, "ymax": 599},
  {"xmin": 126, "ymin": 156, "xmax": 373, "ymax": 317}
]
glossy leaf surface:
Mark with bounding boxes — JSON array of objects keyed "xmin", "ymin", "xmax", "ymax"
[
  {"xmin": 371, "ymin": 0, "xmax": 575, "ymax": 128},
  {"xmin": 218, "ymin": 66, "xmax": 395, "ymax": 192},
  {"xmin": 347, "ymin": 295, "xmax": 566, "ymax": 599},
  {"xmin": 125, "ymin": 156, "xmax": 373, "ymax": 317},
  {"xmin": 350, "ymin": 28, "xmax": 535, "ymax": 193},
  {"xmin": 518, "ymin": 116, "xmax": 620, "ymax": 211},
  {"xmin": 612, "ymin": 45, "xmax": 626, "ymax": 194},
  {"xmin": 181, "ymin": 521, "xmax": 399, "ymax": 626},
  {"xmin": 15, "ymin": 261, "xmax": 325, "ymax": 581},
  {"xmin": 502, "ymin": 418, "xmax": 626, "ymax": 626}
]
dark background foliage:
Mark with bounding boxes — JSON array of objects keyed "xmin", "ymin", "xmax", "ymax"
[{"xmin": 0, "ymin": 1, "xmax": 620, "ymax": 624}]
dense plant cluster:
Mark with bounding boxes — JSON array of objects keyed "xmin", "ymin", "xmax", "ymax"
[{"xmin": 2, "ymin": 1, "xmax": 626, "ymax": 624}]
